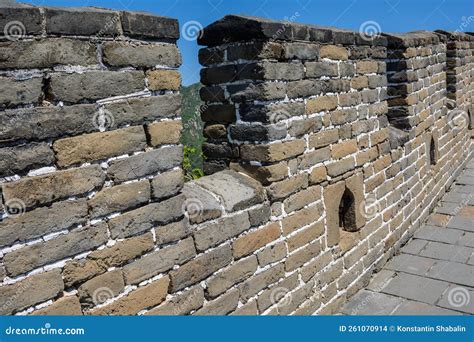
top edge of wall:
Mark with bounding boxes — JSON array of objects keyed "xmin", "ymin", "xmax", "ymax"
[
  {"xmin": 198, "ymin": 14, "xmax": 388, "ymax": 47},
  {"xmin": 0, "ymin": 3, "xmax": 180, "ymax": 40},
  {"xmin": 198, "ymin": 14, "xmax": 474, "ymax": 48}
]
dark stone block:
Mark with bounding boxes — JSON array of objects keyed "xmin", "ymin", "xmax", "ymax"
[
  {"xmin": 0, "ymin": 5, "xmax": 42, "ymax": 37},
  {"xmin": 121, "ymin": 11, "xmax": 179, "ymax": 40}
]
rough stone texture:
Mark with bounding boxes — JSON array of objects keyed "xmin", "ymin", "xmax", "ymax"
[
  {"xmin": 49, "ymin": 71, "xmax": 145, "ymax": 103},
  {"xmin": 147, "ymin": 70, "xmax": 181, "ymax": 91},
  {"xmin": 146, "ymin": 286, "xmax": 204, "ymax": 315},
  {"xmin": 123, "ymin": 237, "xmax": 196, "ymax": 285},
  {"xmin": 0, "ymin": 143, "xmax": 55, "ymax": 176},
  {"xmin": 78, "ymin": 270, "xmax": 125, "ymax": 307},
  {"xmin": 107, "ymin": 146, "xmax": 183, "ymax": 183},
  {"xmin": 147, "ymin": 120, "xmax": 182, "ymax": 146},
  {"xmin": 89, "ymin": 276, "xmax": 170, "ymax": 315},
  {"xmin": 170, "ymin": 245, "xmax": 233, "ymax": 292},
  {"xmin": 0, "ymin": 76, "xmax": 42, "ymax": 108},
  {"xmin": 0, "ymin": 39, "xmax": 97, "ymax": 69},
  {"xmin": 0, "ymin": 269, "xmax": 64, "ymax": 315},
  {"xmin": 0, "ymin": 199, "xmax": 88, "ymax": 248},
  {"xmin": 53, "ymin": 126, "xmax": 147, "ymax": 167},
  {"xmin": 4, "ymin": 223, "xmax": 108, "ymax": 277},
  {"xmin": 151, "ymin": 169, "xmax": 184, "ymax": 200},
  {"xmin": 88, "ymin": 180, "xmax": 151, "ymax": 218},
  {"xmin": 2, "ymin": 165, "xmax": 105, "ymax": 209},
  {"xmin": 103, "ymin": 42, "xmax": 181, "ymax": 68},
  {"xmin": 31, "ymin": 296, "xmax": 83, "ymax": 316}
]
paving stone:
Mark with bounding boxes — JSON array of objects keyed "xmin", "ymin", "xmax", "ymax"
[
  {"xmin": 419, "ymin": 241, "xmax": 474, "ymax": 263},
  {"xmin": 341, "ymin": 290, "xmax": 402, "ymax": 315},
  {"xmin": 458, "ymin": 232, "xmax": 474, "ymax": 248},
  {"xmin": 426, "ymin": 260, "xmax": 474, "ymax": 287},
  {"xmin": 384, "ymin": 254, "xmax": 436, "ymax": 276},
  {"xmin": 456, "ymin": 176, "xmax": 474, "ymax": 186},
  {"xmin": 435, "ymin": 203, "xmax": 464, "ymax": 216},
  {"xmin": 446, "ymin": 217, "xmax": 474, "ymax": 232},
  {"xmin": 414, "ymin": 225, "xmax": 464, "ymax": 244},
  {"xmin": 392, "ymin": 300, "xmax": 462, "ymax": 315},
  {"xmin": 381, "ymin": 273, "xmax": 449, "ymax": 305},
  {"xmin": 366, "ymin": 269, "xmax": 396, "ymax": 292},
  {"xmin": 400, "ymin": 239, "xmax": 428, "ymax": 255},
  {"xmin": 436, "ymin": 284, "xmax": 474, "ymax": 314}
]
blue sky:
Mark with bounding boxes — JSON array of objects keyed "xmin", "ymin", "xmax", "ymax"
[{"xmin": 29, "ymin": 0, "xmax": 474, "ymax": 85}]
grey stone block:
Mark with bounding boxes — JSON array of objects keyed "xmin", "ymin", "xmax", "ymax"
[
  {"xmin": 400, "ymin": 239, "xmax": 428, "ymax": 255},
  {"xmin": 0, "ymin": 5, "xmax": 42, "ymax": 37},
  {"xmin": 341, "ymin": 290, "xmax": 402, "ymax": 315},
  {"xmin": 437, "ymin": 284, "xmax": 474, "ymax": 314},
  {"xmin": 121, "ymin": 11, "xmax": 179, "ymax": 40},
  {"xmin": 420, "ymin": 241, "xmax": 474, "ymax": 263},
  {"xmin": 392, "ymin": 300, "xmax": 462, "ymax": 315},
  {"xmin": 414, "ymin": 225, "xmax": 464, "ymax": 244},
  {"xmin": 381, "ymin": 273, "xmax": 449, "ymax": 305},
  {"xmin": 0, "ymin": 142, "xmax": 55, "ymax": 176},
  {"xmin": 385, "ymin": 254, "xmax": 436, "ymax": 276},
  {"xmin": 427, "ymin": 260, "xmax": 474, "ymax": 287},
  {"xmin": 44, "ymin": 6, "xmax": 121, "ymax": 36}
]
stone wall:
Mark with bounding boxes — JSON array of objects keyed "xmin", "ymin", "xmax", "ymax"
[
  {"xmin": 0, "ymin": 7, "xmax": 473, "ymax": 316},
  {"xmin": 0, "ymin": 5, "xmax": 185, "ymax": 315}
]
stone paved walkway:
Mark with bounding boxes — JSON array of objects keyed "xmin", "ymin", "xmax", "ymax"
[{"xmin": 341, "ymin": 157, "xmax": 474, "ymax": 315}]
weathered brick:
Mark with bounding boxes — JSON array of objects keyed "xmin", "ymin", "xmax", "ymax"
[
  {"xmin": 151, "ymin": 169, "xmax": 184, "ymax": 200},
  {"xmin": 283, "ymin": 186, "xmax": 322, "ymax": 213},
  {"xmin": 207, "ymin": 256, "xmax": 258, "ymax": 298},
  {"xmin": 49, "ymin": 71, "xmax": 145, "ymax": 103},
  {"xmin": 0, "ymin": 104, "xmax": 97, "ymax": 143},
  {"xmin": 109, "ymin": 194, "xmax": 185, "ymax": 239},
  {"xmin": 267, "ymin": 173, "xmax": 309, "ymax": 201},
  {"xmin": 0, "ymin": 39, "xmax": 97, "ymax": 69},
  {"xmin": 170, "ymin": 245, "xmax": 233, "ymax": 292},
  {"xmin": 0, "ymin": 199, "xmax": 88, "ymax": 248},
  {"xmin": 155, "ymin": 219, "xmax": 190, "ymax": 245},
  {"xmin": 282, "ymin": 204, "xmax": 323, "ymax": 235},
  {"xmin": 320, "ymin": 45, "xmax": 348, "ymax": 60},
  {"xmin": 233, "ymin": 222, "xmax": 281, "ymax": 259},
  {"xmin": 54, "ymin": 126, "xmax": 147, "ymax": 167},
  {"xmin": 32, "ymin": 296, "xmax": 83, "ymax": 315},
  {"xmin": 0, "ymin": 143, "xmax": 55, "ymax": 176},
  {"xmin": 285, "ymin": 240, "xmax": 322, "ymax": 271},
  {"xmin": 88, "ymin": 180, "xmax": 150, "ymax": 218},
  {"xmin": 4, "ymin": 223, "xmax": 108, "ymax": 277},
  {"xmin": 146, "ymin": 69, "xmax": 181, "ymax": 90},
  {"xmin": 44, "ymin": 7, "xmax": 121, "ymax": 36},
  {"xmin": 146, "ymin": 286, "xmax": 204, "ymax": 315},
  {"xmin": 107, "ymin": 146, "xmax": 183, "ymax": 183},
  {"xmin": 357, "ymin": 60, "xmax": 379, "ymax": 74},
  {"xmin": 331, "ymin": 139, "xmax": 358, "ymax": 159},
  {"xmin": 306, "ymin": 95, "xmax": 338, "ymax": 113},
  {"xmin": 287, "ymin": 221, "xmax": 324, "ymax": 252},
  {"xmin": 308, "ymin": 129, "xmax": 339, "ymax": 149},
  {"xmin": 194, "ymin": 212, "xmax": 250, "ymax": 252},
  {"xmin": 309, "ymin": 165, "xmax": 328, "ymax": 184},
  {"xmin": 89, "ymin": 276, "xmax": 169, "ymax": 315},
  {"xmin": 0, "ymin": 6, "xmax": 42, "ymax": 37},
  {"xmin": 123, "ymin": 237, "xmax": 196, "ymax": 285},
  {"xmin": 195, "ymin": 288, "xmax": 240, "ymax": 315},
  {"xmin": 0, "ymin": 76, "xmax": 42, "ymax": 108},
  {"xmin": 121, "ymin": 11, "xmax": 179, "ymax": 40},
  {"xmin": 78, "ymin": 270, "xmax": 125, "ymax": 307},
  {"xmin": 104, "ymin": 94, "xmax": 181, "ymax": 127},
  {"xmin": 63, "ymin": 259, "xmax": 106, "ymax": 288},
  {"xmin": 0, "ymin": 269, "xmax": 64, "ymax": 315},
  {"xmin": 239, "ymin": 263, "xmax": 285, "ymax": 301},
  {"xmin": 88, "ymin": 233, "xmax": 154, "ymax": 268},
  {"xmin": 103, "ymin": 42, "xmax": 181, "ymax": 68},
  {"xmin": 146, "ymin": 120, "xmax": 182, "ymax": 147},
  {"xmin": 257, "ymin": 242, "xmax": 287, "ymax": 267},
  {"xmin": 305, "ymin": 62, "xmax": 338, "ymax": 78},
  {"xmin": 2, "ymin": 165, "xmax": 105, "ymax": 209},
  {"xmin": 326, "ymin": 156, "xmax": 355, "ymax": 177},
  {"xmin": 240, "ymin": 140, "xmax": 305, "ymax": 162},
  {"xmin": 297, "ymin": 147, "xmax": 331, "ymax": 170}
]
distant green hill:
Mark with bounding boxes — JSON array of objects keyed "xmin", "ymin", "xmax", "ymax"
[{"xmin": 181, "ymin": 83, "xmax": 205, "ymax": 179}]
